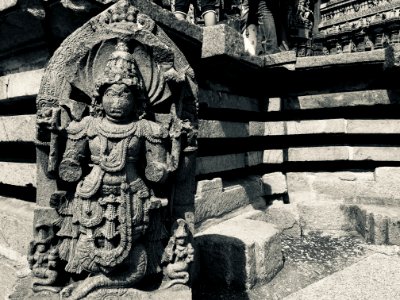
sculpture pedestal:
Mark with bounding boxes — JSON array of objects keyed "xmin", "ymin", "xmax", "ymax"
[{"xmin": 10, "ymin": 275, "xmax": 191, "ymax": 300}]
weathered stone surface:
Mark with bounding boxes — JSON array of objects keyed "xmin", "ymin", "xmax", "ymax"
[
  {"xmin": 194, "ymin": 177, "xmax": 264, "ymax": 224},
  {"xmin": 263, "ymin": 149, "xmax": 284, "ymax": 164},
  {"xmin": 267, "ymin": 97, "xmax": 281, "ymax": 112},
  {"xmin": 0, "ymin": 162, "xmax": 36, "ymax": 187},
  {"xmin": 202, "ymin": 24, "xmax": 244, "ymax": 59},
  {"xmin": 0, "ymin": 69, "xmax": 43, "ymax": 100},
  {"xmin": 0, "ymin": 115, "xmax": 35, "ymax": 142},
  {"xmin": 246, "ymin": 151, "xmax": 263, "ymax": 167},
  {"xmin": 349, "ymin": 205, "xmax": 400, "ymax": 246},
  {"xmin": 0, "ymin": 197, "xmax": 35, "ymax": 256},
  {"xmin": 0, "ymin": 0, "xmax": 17, "ymax": 11},
  {"xmin": 196, "ymin": 219, "xmax": 283, "ymax": 289},
  {"xmin": 347, "ymin": 119, "xmax": 400, "ymax": 134},
  {"xmin": 285, "ymin": 119, "xmax": 346, "ymax": 135},
  {"xmin": 196, "ymin": 153, "xmax": 246, "ymax": 175},
  {"xmin": 296, "ymin": 48, "xmax": 388, "ymax": 69},
  {"xmin": 249, "ymin": 121, "xmax": 285, "ymax": 136},
  {"xmin": 298, "ymin": 203, "xmax": 353, "ymax": 232},
  {"xmin": 261, "ymin": 172, "xmax": 287, "ymax": 195},
  {"xmin": 352, "ymin": 146, "xmax": 400, "ymax": 161},
  {"xmin": 284, "ymin": 253, "xmax": 400, "ymax": 300},
  {"xmin": 263, "ymin": 50, "xmax": 297, "ymax": 70},
  {"xmin": 198, "ymin": 120, "xmax": 248, "ymax": 138},
  {"xmin": 198, "ymin": 89, "xmax": 261, "ymax": 112},
  {"xmin": 286, "ymin": 89, "xmax": 398, "ymax": 110},
  {"xmin": 264, "ymin": 201, "xmax": 301, "ymax": 236},
  {"xmin": 288, "ymin": 146, "xmax": 350, "ymax": 161}
]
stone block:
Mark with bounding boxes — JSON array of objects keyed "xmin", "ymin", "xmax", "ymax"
[
  {"xmin": 296, "ymin": 48, "xmax": 387, "ymax": 69},
  {"xmin": 288, "ymin": 146, "xmax": 350, "ymax": 161},
  {"xmin": 289, "ymin": 89, "xmax": 396, "ymax": 110},
  {"xmin": 0, "ymin": 162, "xmax": 36, "ymax": 187},
  {"xmin": 0, "ymin": 69, "xmax": 44, "ymax": 100},
  {"xmin": 198, "ymin": 89, "xmax": 261, "ymax": 112},
  {"xmin": 194, "ymin": 177, "xmax": 264, "ymax": 224},
  {"xmin": 246, "ymin": 151, "xmax": 263, "ymax": 167},
  {"xmin": 0, "ymin": 0, "xmax": 17, "ymax": 11},
  {"xmin": 285, "ymin": 119, "xmax": 346, "ymax": 135},
  {"xmin": 261, "ymin": 172, "xmax": 287, "ymax": 195},
  {"xmin": 0, "ymin": 115, "xmax": 35, "ymax": 142},
  {"xmin": 352, "ymin": 146, "xmax": 400, "ymax": 161},
  {"xmin": 263, "ymin": 150, "xmax": 284, "ymax": 164},
  {"xmin": 264, "ymin": 201, "xmax": 301, "ymax": 236},
  {"xmin": 266, "ymin": 97, "xmax": 281, "ymax": 112},
  {"xmin": 198, "ymin": 120, "xmax": 248, "ymax": 138},
  {"xmin": 0, "ymin": 197, "xmax": 35, "ymax": 256},
  {"xmin": 347, "ymin": 119, "xmax": 400, "ymax": 134},
  {"xmin": 263, "ymin": 50, "xmax": 296, "ymax": 70},
  {"xmin": 298, "ymin": 203, "xmax": 353, "ymax": 232},
  {"xmin": 195, "ymin": 219, "xmax": 283, "ymax": 289},
  {"xmin": 196, "ymin": 153, "xmax": 246, "ymax": 175},
  {"xmin": 202, "ymin": 24, "xmax": 244, "ymax": 58},
  {"xmin": 374, "ymin": 167, "xmax": 400, "ymax": 183},
  {"xmin": 249, "ymin": 121, "xmax": 285, "ymax": 136}
]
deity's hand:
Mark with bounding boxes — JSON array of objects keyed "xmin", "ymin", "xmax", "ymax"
[
  {"xmin": 145, "ymin": 161, "xmax": 168, "ymax": 183},
  {"xmin": 59, "ymin": 158, "xmax": 83, "ymax": 182}
]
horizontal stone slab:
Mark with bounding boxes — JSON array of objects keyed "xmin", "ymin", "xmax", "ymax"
[
  {"xmin": 0, "ymin": 115, "xmax": 35, "ymax": 142},
  {"xmin": 289, "ymin": 146, "xmax": 400, "ymax": 162},
  {"xmin": 288, "ymin": 146, "xmax": 351, "ymax": 161},
  {"xmin": 296, "ymin": 48, "xmax": 389, "ymax": 69},
  {"xmin": 0, "ymin": 162, "xmax": 36, "ymax": 187},
  {"xmin": 0, "ymin": 0, "xmax": 17, "ymax": 11},
  {"xmin": 249, "ymin": 121, "xmax": 285, "ymax": 136},
  {"xmin": 198, "ymin": 89, "xmax": 261, "ymax": 112},
  {"xmin": 285, "ymin": 89, "xmax": 400, "ymax": 110},
  {"xmin": 347, "ymin": 119, "xmax": 400, "ymax": 134},
  {"xmin": 195, "ymin": 218, "xmax": 283, "ymax": 289},
  {"xmin": 196, "ymin": 153, "xmax": 246, "ymax": 175},
  {"xmin": 198, "ymin": 120, "xmax": 249, "ymax": 138},
  {"xmin": 0, "ymin": 69, "xmax": 43, "ymax": 100}
]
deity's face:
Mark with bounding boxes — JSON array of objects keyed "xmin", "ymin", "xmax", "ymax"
[
  {"xmin": 102, "ymin": 84, "xmax": 135, "ymax": 121},
  {"xmin": 176, "ymin": 237, "xmax": 186, "ymax": 246}
]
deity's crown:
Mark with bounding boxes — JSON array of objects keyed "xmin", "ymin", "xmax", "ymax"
[{"xmin": 94, "ymin": 40, "xmax": 142, "ymax": 96}]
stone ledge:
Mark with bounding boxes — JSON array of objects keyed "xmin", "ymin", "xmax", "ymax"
[
  {"xmin": 0, "ymin": 162, "xmax": 36, "ymax": 187},
  {"xmin": 285, "ymin": 89, "xmax": 400, "ymax": 110},
  {"xmin": 0, "ymin": 115, "xmax": 35, "ymax": 142},
  {"xmin": 198, "ymin": 89, "xmax": 261, "ymax": 112},
  {"xmin": 296, "ymin": 48, "xmax": 390, "ymax": 69},
  {"xmin": 195, "ymin": 218, "xmax": 283, "ymax": 289},
  {"xmin": 0, "ymin": 69, "xmax": 44, "ymax": 100}
]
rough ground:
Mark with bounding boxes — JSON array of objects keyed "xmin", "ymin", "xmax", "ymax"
[{"xmin": 194, "ymin": 231, "xmax": 400, "ymax": 300}]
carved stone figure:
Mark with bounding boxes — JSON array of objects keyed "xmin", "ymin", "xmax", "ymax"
[
  {"xmin": 161, "ymin": 219, "xmax": 195, "ymax": 288},
  {"xmin": 28, "ymin": 221, "xmax": 60, "ymax": 293},
  {"xmin": 31, "ymin": 1, "xmax": 198, "ymax": 299}
]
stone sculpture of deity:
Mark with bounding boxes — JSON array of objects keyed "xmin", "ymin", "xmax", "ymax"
[{"xmin": 30, "ymin": 2, "xmax": 198, "ymax": 298}]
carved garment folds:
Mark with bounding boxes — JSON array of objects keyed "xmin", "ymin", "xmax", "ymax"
[{"xmin": 32, "ymin": 1, "xmax": 197, "ymax": 299}]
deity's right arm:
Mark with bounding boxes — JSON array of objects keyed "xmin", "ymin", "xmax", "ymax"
[{"xmin": 58, "ymin": 116, "xmax": 92, "ymax": 182}]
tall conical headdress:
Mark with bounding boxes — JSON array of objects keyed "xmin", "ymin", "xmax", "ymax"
[{"xmin": 94, "ymin": 40, "xmax": 142, "ymax": 96}]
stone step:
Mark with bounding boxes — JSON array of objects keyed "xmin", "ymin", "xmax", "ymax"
[
  {"xmin": 283, "ymin": 253, "xmax": 400, "ymax": 300},
  {"xmin": 195, "ymin": 217, "xmax": 283, "ymax": 290},
  {"xmin": 348, "ymin": 204, "xmax": 400, "ymax": 246},
  {"xmin": 0, "ymin": 69, "xmax": 43, "ymax": 100}
]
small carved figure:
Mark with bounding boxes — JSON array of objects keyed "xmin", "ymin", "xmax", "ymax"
[
  {"xmin": 336, "ymin": 42, "xmax": 343, "ymax": 54},
  {"xmin": 297, "ymin": 0, "xmax": 313, "ymax": 24},
  {"xmin": 161, "ymin": 219, "xmax": 194, "ymax": 288},
  {"xmin": 28, "ymin": 223, "xmax": 60, "ymax": 293}
]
